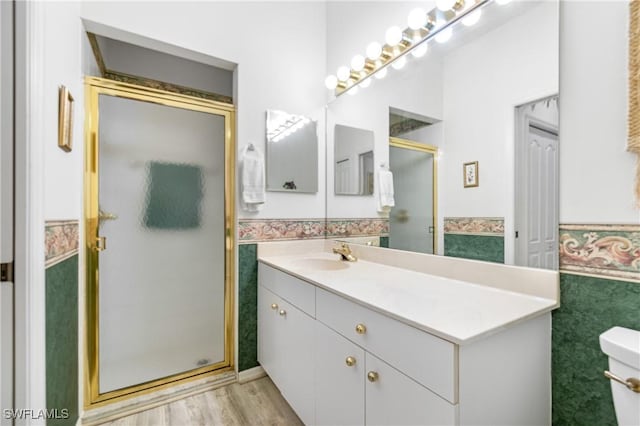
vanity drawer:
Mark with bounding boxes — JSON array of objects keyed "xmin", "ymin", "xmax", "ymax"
[
  {"xmin": 259, "ymin": 263, "xmax": 316, "ymax": 317},
  {"xmin": 316, "ymin": 287, "xmax": 457, "ymax": 403}
]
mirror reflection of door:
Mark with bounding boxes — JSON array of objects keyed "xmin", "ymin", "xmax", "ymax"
[
  {"xmin": 359, "ymin": 151, "xmax": 374, "ymax": 195},
  {"xmin": 388, "ymin": 139, "xmax": 438, "ymax": 255},
  {"xmin": 515, "ymin": 95, "xmax": 559, "ymax": 270}
]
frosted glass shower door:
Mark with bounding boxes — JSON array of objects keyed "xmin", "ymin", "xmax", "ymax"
[{"xmin": 96, "ymin": 93, "xmax": 229, "ymax": 395}]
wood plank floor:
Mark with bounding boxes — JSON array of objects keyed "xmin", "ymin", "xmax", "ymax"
[{"xmin": 99, "ymin": 377, "xmax": 303, "ymax": 426}]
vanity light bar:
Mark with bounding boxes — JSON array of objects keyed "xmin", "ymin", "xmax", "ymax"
[{"xmin": 327, "ymin": 0, "xmax": 494, "ymax": 96}]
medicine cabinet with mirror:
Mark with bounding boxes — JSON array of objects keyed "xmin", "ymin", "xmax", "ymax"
[
  {"xmin": 325, "ymin": 0, "xmax": 559, "ymax": 268},
  {"xmin": 265, "ymin": 109, "xmax": 319, "ymax": 193}
]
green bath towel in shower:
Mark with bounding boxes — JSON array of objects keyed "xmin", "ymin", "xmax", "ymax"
[{"xmin": 144, "ymin": 161, "xmax": 203, "ymax": 229}]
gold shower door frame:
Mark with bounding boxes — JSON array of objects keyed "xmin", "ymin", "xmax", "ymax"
[
  {"xmin": 83, "ymin": 76, "xmax": 236, "ymax": 407},
  {"xmin": 389, "ymin": 137, "xmax": 439, "ymax": 254}
]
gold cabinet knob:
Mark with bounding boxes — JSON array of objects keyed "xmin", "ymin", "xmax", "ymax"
[
  {"xmin": 271, "ymin": 303, "xmax": 278, "ymax": 310},
  {"xmin": 367, "ymin": 371, "xmax": 379, "ymax": 382},
  {"xmin": 345, "ymin": 356, "xmax": 356, "ymax": 367},
  {"xmin": 279, "ymin": 309, "xmax": 287, "ymax": 316},
  {"xmin": 355, "ymin": 323, "xmax": 367, "ymax": 334}
]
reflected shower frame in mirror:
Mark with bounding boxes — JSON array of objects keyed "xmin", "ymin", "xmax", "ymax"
[
  {"xmin": 265, "ymin": 109, "xmax": 319, "ymax": 193},
  {"xmin": 324, "ymin": 0, "xmax": 559, "ymax": 269},
  {"xmin": 334, "ymin": 123, "xmax": 375, "ymax": 196}
]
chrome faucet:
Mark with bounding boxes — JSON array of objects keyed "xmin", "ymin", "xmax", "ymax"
[{"xmin": 333, "ymin": 243, "xmax": 357, "ymax": 262}]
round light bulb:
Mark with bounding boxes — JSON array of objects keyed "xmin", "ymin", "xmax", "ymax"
[
  {"xmin": 325, "ymin": 75, "xmax": 338, "ymax": 90},
  {"xmin": 366, "ymin": 42, "xmax": 383, "ymax": 60},
  {"xmin": 385, "ymin": 26, "xmax": 403, "ymax": 46},
  {"xmin": 350, "ymin": 54, "xmax": 366, "ymax": 72},
  {"xmin": 360, "ymin": 78, "xmax": 371, "ymax": 88},
  {"xmin": 336, "ymin": 66, "xmax": 351, "ymax": 82},
  {"xmin": 436, "ymin": 0, "xmax": 457, "ymax": 11},
  {"xmin": 411, "ymin": 43, "xmax": 428, "ymax": 58},
  {"xmin": 435, "ymin": 27, "xmax": 453, "ymax": 43},
  {"xmin": 391, "ymin": 56, "xmax": 407, "ymax": 70},
  {"xmin": 462, "ymin": 9, "xmax": 481, "ymax": 26},
  {"xmin": 407, "ymin": 8, "xmax": 427, "ymax": 30},
  {"xmin": 496, "ymin": 0, "xmax": 512, "ymax": 4},
  {"xmin": 375, "ymin": 67, "xmax": 388, "ymax": 80},
  {"xmin": 347, "ymin": 86, "xmax": 359, "ymax": 96}
]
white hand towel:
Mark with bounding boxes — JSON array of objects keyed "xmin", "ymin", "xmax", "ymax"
[
  {"xmin": 242, "ymin": 145, "xmax": 265, "ymax": 211},
  {"xmin": 377, "ymin": 169, "xmax": 395, "ymax": 213}
]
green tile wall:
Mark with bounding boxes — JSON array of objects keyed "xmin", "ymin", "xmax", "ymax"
[
  {"xmin": 45, "ymin": 255, "xmax": 78, "ymax": 426},
  {"xmin": 552, "ymin": 273, "xmax": 640, "ymax": 425},
  {"xmin": 379, "ymin": 236, "xmax": 389, "ymax": 248},
  {"xmin": 443, "ymin": 234, "xmax": 504, "ymax": 263},
  {"xmin": 238, "ymin": 244, "xmax": 259, "ymax": 371}
]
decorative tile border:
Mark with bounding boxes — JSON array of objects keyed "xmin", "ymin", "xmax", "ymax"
[
  {"xmin": 45, "ymin": 220, "xmax": 79, "ymax": 268},
  {"xmin": 559, "ymin": 224, "xmax": 640, "ymax": 281},
  {"xmin": 443, "ymin": 217, "xmax": 504, "ymax": 236},
  {"xmin": 326, "ymin": 218, "xmax": 389, "ymax": 238},
  {"xmin": 238, "ymin": 219, "xmax": 326, "ymax": 244},
  {"xmin": 238, "ymin": 218, "xmax": 389, "ymax": 244}
]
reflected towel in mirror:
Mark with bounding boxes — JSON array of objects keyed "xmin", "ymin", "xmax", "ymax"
[
  {"xmin": 242, "ymin": 144, "xmax": 265, "ymax": 212},
  {"xmin": 377, "ymin": 169, "xmax": 395, "ymax": 213}
]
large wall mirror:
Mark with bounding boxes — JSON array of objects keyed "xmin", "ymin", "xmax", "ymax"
[
  {"xmin": 325, "ymin": 0, "xmax": 559, "ymax": 268},
  {"xmin": 266, "ymin": 109, "xmax": 318, "ymax": 193}
]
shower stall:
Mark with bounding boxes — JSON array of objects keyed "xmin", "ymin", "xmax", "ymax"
[{"xmin": 84, "ymin": 77, "xmax": 235, "ymax": 405}]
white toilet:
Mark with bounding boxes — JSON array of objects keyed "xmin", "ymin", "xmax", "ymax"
[{"xmin": 599, "ymin": 326, "xmax": 640, "ymax": 426}]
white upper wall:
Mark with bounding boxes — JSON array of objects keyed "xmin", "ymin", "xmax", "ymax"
[
  {"xmin": 441, "ymin": 1, "xmax": 558, "ymax": 221},
  {"xmin": 559, "ymin": 0, "xmax": 638, "ymax": 223},
  {"xmin": 43, "ymin": 1, "xmax": 328, "ymax": 221},
  {"xmin": 43, "ymin": 1, "xmax": 84, "ymax": 220},
  {"xmin": 38, "ymin": 0, "xmax": 640, "ymax": 225}
]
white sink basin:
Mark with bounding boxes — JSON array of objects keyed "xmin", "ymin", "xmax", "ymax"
[{"xmin": 293, "ymin": 258, "xmax": 350, "ymax": 271}]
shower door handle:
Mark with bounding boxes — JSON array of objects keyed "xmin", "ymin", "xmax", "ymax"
[{"xmin": 99, "ymin": 208, "xmax": 118, "ymax": 223}]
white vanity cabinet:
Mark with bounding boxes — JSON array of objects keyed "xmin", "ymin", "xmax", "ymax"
[
  {"xmin": 258, "ymin": 261, "xmax": 553, "ymax": 426},
  {"xmin": 315, "ymin": 287, "xmax": 457, "ymax": 426},
  {"xmin": 257, "ymin": 266, "xmax": 315, "ymax": 425}
]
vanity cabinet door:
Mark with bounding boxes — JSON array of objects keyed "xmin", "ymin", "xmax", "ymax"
[
  {"xmin": 365, "ymin": 353, "xmax": 457, "ymax": 426},
  {"xmin": 258, "ymin": 284, "xmax": 315, "ymax": 425},
  {"xmin": 278, "ymin": 297, "xmax": 315, "ymax": 426},
  {"xmin": 315, "ymin": 321, "xmax": 365, "ymax": 426},
  {"xmin": 258, "ymin": 285, "xmax": 285, "ymax": 389}
]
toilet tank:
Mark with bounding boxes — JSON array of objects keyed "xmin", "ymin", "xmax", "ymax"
[{"xmin": 599, "ymin": 327, "xmax": 640, "ymax": 426}]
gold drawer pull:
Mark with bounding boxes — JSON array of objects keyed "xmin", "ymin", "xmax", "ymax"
[
  {"xmin": 345, "ymin": 356, "xmax": 356, "ymax": 367},
  {"xmin": 279, "ymin": 309, "xmax": 287, "ymax": 317},
  {"xmin": 355, "ymin": 323, "xmax": 367, "ymax": 334},
  {"xmin": 367, "ymin": 371, "xmax": 379, "ymax": 382},
  {"xmin": 271, "ymin": 303, "xmax": 278, "ymax": 310},
  {"xmin": 605, "ymin": 371, "xmax": 640, "ymax": 393}
]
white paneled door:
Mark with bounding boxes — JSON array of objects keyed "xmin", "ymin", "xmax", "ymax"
[
  {"xmin": 526, "ymin": 125, "xmax": 559, "ymax": 269},
  {"xmin": 0, "ymin": 0, "xmax": 14, "ymax": 421}
]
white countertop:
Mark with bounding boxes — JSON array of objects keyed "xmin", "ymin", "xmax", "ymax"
[{"xmin": 258, "ymin": 249, "xmax": 558, "ymax": 345}]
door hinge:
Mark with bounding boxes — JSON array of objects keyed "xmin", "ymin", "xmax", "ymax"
[
  {"xmin": 1, "ymin": 262, "xmax": 14, "ymax": 282},
  {"xmin": 515, "ymin": 231, "xmax": 519, "ymax": 238}
]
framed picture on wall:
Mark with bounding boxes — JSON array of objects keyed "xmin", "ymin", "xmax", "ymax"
[
  {"xmin": 463, "ymin": 161, "xmax": 479, "ymax": 188},
  {"xmin": 58, "ymin": 85, "xmax": 74, "ymax": 152}
]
